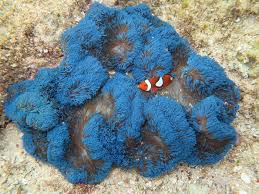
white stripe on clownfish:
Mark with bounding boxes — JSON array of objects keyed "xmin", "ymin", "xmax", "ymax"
[
  {"xmin": 144, "ymin": 79, "xmax": 152, "ymax": 91},
  {"xmin": 155, "ymin": 77, "xmax": 163, "ymax": 87},
  {"xmin": 155, "ymin": 76, "xmax": 173, "ymax": 87}
]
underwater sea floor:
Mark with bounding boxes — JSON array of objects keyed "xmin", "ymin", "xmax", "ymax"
[{"xmin": 0, "ymin": 0, "xmax": 258, "ymax": 193}]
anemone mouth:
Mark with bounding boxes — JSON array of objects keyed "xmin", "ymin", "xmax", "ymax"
[
  {"xmin": 65, "ymin": 93, "xmax": 114, "ymax": 176},
  {"xmin": 195, "ymin": 116, "xmax": 231, "ymax": 154},
  {"xmin": 105, "ymin": 39, "xmax": 132, "ymax": 63},
  {"xmin": 101, "ymin": 24, "xmax": 133, "ymax": 68}
]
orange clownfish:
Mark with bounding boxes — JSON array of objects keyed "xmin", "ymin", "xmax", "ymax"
[{"xmin": 138, "ymin": 74, "xmax": 173, "ymax": 92}]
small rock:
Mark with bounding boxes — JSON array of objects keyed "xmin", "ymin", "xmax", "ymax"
[
  {"xmin": 235, "ymin": 17, "xmax": 241, "ymax": 23},
  {"xmin": 239, "ymin": 190, "xmax": 248, "ymax": 194},
  {"xmin": 117, "ymin": 181, "xmax": 123, "ymax": 186},
  {"xmin": 241, "ymin": 173, "xmax": 251, "ymax": 184},
  {"xmin": 154, "ymin": 179, "xmax": 163, "ymax": 186},
  {"xmin": 171, "ymin": 177, "xmax": 177, "ymax": 184},
  {"xmin": 233, "ymin": 166, "xmax": 242, "ymax": 172},
  {"xmin": 145, "ymin": 181, "xmax": 152, "ymax": 188}
]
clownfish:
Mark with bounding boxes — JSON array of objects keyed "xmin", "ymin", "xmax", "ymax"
[{"xmin": 138, "ymin": 74, "xmax": 173, "ymax": 92}]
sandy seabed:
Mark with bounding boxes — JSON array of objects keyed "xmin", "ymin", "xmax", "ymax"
[{"xmin": 0, "ymin": 0, "xmax": 258, "ymax": 193}]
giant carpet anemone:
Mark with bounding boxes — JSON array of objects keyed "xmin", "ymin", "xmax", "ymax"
[{"xmin": 4, "ymin": 3, "xmax": 240, "ymax": 184}]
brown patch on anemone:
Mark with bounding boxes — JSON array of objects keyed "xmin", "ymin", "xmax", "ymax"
[
  {"xmin": 136, "ymin": 160, "xmax": 147, "ymax": 174},
  {"xmin": 158, "ymin": 78, "xmax": 199, "ymax": 108},
  {"xmin": 130, "ymin": 120, "xmax": 171, "ymax": 173},
  {"xmin": 141, "ymin": 130, "xmax": 171, "ymax": 165},
  {"xmin": 195, "ymin": 116, "xmax": 231, "ymax": 154},
  {"xmin": 66, "ymin": 93, "xmax": 114, "ymax": 176},
  {"xmin": 172, "ymin": 44, "xmax": 189, "ymax": 70},
  {"xmin": 102, "ymin": 25, "xmax": 133, "ymax": 66},
  {"xmin": 125, "ymin": 137, "xmax": 139, "ymax": 150},
  {"xmin": 106, "ymin": 39, "xmax": 133, "ymax": 63},
  {"xmin": 196, "ymin": 131, "xmax": 231, "ymax": 154},
  {"xmin": 212, "ymin": 84, "xmax": 240, "ymax": 113},
  {"xmin": 125, "ymin": 137, "xmax": 140, "ymax": 160},
  {"xmin": 124, "ymin": 120, "xmax": 172, "ymax": 174},
  {"xmin": 197, "ymin": 116, "xmax": 207, "ymax": 131},
  {"xmin": 31, "ymin": 130, "xmax": 48, "ymax": 160},
  {"xmin": 124, "ymin": 136, "xmax": 146, "ymax": 174},
  {"xmin": 158, "ymin": 45, "xmax": 203, "ymax": 108},
  {"xmin": 187, "ymin": 69, "xmax": 202, "ymax": 81}
]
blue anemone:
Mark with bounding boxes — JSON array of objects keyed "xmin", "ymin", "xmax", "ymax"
[
  {"xmin": 135, "ymin": 96, "xmax": 196, "ymax": 177},
  {"xmin": 4, "ymin": 2, "xmax": 240, "ymax": 184},
  {"xmin": 186, "ymin": 96, "xmax": 237, "ymax": 165}
]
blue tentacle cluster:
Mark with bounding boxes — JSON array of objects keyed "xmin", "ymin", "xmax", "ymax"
[
  {"xmin": 186, "ymin": 96, "xmax": 237, "ymax": 165},
  {"xmin": 4, "ymin": 3, "xmax": 240, "ymax": 184},
  {"xmin": 96, "ymin": 74, "xmax": 145, "ymax": 169},
  {"xmin": 137, "ymin": 96, "xmax": 196, "ymax": 177}
]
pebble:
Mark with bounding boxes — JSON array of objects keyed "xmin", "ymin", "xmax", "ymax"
[
  {"xmin": 22, "ymin": 179, "xmax": 28, "ymax": 185},
  {"xmin": 171, "ymin": 178, "xmax": 177, "ymax": 184},
  {"xmin": 154, "ymin": 179, "xmax": 163, "ymax": 186},
  {"xmin": 233, "ymin": 166, "xmax": 243, "ymax": 172},
  {"xmin": 239, "ymin": 190, "xmax": 248, "ymax": 194},
  {"xmin": 241, "ymin": 173, "xmax": 251, "ymax": 184},
  {"xmin": 145, "ymin": 181, "xmax": 152, "ymax": 188},
  {"xmin": 235, "ymin": 18, "xmax": 241, "ymax": 23},
  {"xmin": 117, "ymin": 181, "xmax": 123, "ymax": 186}
]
